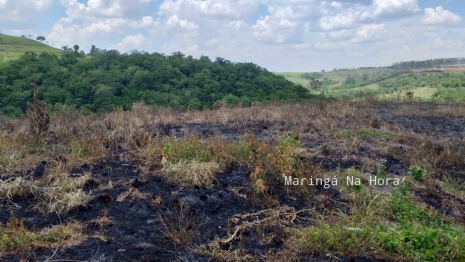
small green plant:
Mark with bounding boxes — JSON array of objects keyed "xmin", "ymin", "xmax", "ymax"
[
  {"xmin": 405, "ymin": 91, "xmax": 414, "ymax": 100},
  {"xmin": 297, "ymin": 187, "xmax": 465, "ymax": 261},
  {"xmin": 334, "ymin": 130, "xmax": 395, "ymax": 141},
  {"xmin": 0, "ymin": 213, "xmax": 85, "ymax": 254},
  {"xmin": 408, "ymin": 165, "xmax": 426, "ymax": 181},
  {"xmin": 254, "ymin": 135, "xmax": 304, "ymax": 188},
  {"xmin": 277, "ymin": 135, "xmax": 301, "ymax": 148},
  {"xmin": 376, "ymin": 164, "xmax": 386, "ymax": 177},
  {"xmin": 231, "ymin": 139, "xmax": 251, "ymax": 163},
  {"xmin": 344, "ymin": 167, "xmax": 364, "ymax": 192},
  {"xmin": 162, "ymin": 136, "xmax": 213, "ymax": 164},
  {"xmin": 161, "ymin": 136, "xmax": 221, "ymax": 187}
]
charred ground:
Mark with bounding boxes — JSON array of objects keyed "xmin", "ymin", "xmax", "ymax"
[{"xmin": 1, "ymin": 101, "xmax": 464, "ymax": 261}]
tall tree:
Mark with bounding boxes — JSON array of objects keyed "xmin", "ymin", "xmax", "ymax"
[{"xmin": 36, "ymin": 36, "xmax": 46, "ymax": 42}]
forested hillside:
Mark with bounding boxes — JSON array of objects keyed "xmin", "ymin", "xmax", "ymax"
[{"xmin": 0, "ymin": 49, "xmax": 312, "ymax": 117}]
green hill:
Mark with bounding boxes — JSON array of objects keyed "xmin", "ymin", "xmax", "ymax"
[
  {"xmin": 278, "ymin": 68, "xmax": 465, "ymax": 102},
  {"xmin": 0, "ymin": 49, "xmax": 314, "ymax": 117},
  {"xmin": 0, "ymin": 34, "xmax": 62, "ymax": 62}
]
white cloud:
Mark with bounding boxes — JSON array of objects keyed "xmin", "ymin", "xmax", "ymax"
[
  {"xmin": 252, "ymin": 15, "xmax": 300, "ymax": 44},
  {"xmin": 266, "ymin": 1, "xmax": 333, "ymax": 22},
  {"xmin": 327, "ymin": 29, "xmax": 351, "ymax": 40},
  {"xmin": 350, "ymin": 23, "xmax": 386, "ymax": 43},
  {"xmin": 2, "ymin": 0, "xmax": 465, "ymax": 71},
  {"xmin": 111, "ymin": 33, "xmax": 146, "ymax": 52},
  {"xmin": 318, "ymin": 0, "xmax": 420, "ymax": 31},
  {"xmin": 429, "ymin": 37, "xmax": 463, "ymax": 50},
  {"xmin": 423, "ymin": 6, "xmax": 461, "ymax": 26},
  {"xmin": 314, "ymin": 23, "xmax": 386, "ymax": 51},
  {"xmin": 204, "ymin": 38, "xmax": 219, "ymax": 47},
  {"xmin": 46, "ymin": 0, "xmax": 161, "ymax": 51},
  {"xmin": 166, "ymin": 15, "xmax": 199, "ymax": 35},
  {"xmin": 314, "ymin": 41, "xmax": 347, "ymax": 51},
  {"xmin": 138, "ymin": 16, "xmax": 162, "ymax": 30},
  {"xmin": 372, "ymin": 0, "xmax": 420, "ymax": 17},
  {"xmin": 0, "ymin": 0, "xmax": 55, "ymax": 23},
  {"xmin": 319, "ymin": 9, "xmax": 361, "ymax": 31},
  {"xmin": 184, "ymin": 44, "xmax": 199, "ymax": 53},
  {"xmin": 294, "ymin": 43, "xmax": 310, "ymax": 49},
  {"xmin": 158, "ymin": 0, "xmax": 260, "ymax": 20},
  {"xmin": 61, "ymin": 0, "xmax": 156, "ymax": 18},
  {"xmin": 46, "ymin": 17, "xmax": 136, "ymax": 49},
  {"xmin": 330, "ymin": 1, "xmax": 343, "ymax": 9}
]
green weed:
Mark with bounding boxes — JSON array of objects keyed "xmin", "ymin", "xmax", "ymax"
[
  {"xmin": 162, "ymin": 136, "xmax": 213, "ymax": 164},
  {"xmin": 408, "ymin": 166, "xmax": 426, "ymax": 181},
  {"xmin": 297, "ymin": 187, "xmax": 465, "ymax": 261}
]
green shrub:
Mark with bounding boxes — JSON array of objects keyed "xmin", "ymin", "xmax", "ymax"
[
  {"xmin": 408, "ymin": 165, "xmax": 426, "ymax": 181},
  {"xmin": 162, "ymin": 136, "xmax": 213, "ymax": 164}
]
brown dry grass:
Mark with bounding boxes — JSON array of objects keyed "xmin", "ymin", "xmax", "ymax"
[
  {"xmin": 0, "ymin": 172, "xmax": 91, "ymax": 215},
  {"xmin": 157, "ymin": 202, "xmax": 202, "ymax": 247},
  {"xmin": 2, "ymin": 100, "xmax": 464, "ymax": 197},
  {"xmin": 161, "ymin": 159, "xmax": 221, "ymax": 188},
  {"xmin": 0, "ymin": 214, "xmax": 86, "ymax": 256},
  {"xmin": 1, "ymin": 100, "xmax": 465, "ymax": 260}
]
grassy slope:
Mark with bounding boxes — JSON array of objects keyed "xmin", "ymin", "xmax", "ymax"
[
  {"xmin": 277, "ymin": 72, "xmax": 310, "ymax": 87},
  {"xmin": 278, "ymin": 68, "xmax": 465, "ymax": 101},
  {"xmin": 0, "ymin": 34, "xmax": 62, "ymax": 62}
]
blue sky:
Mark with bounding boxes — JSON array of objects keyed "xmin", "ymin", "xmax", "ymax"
[{"xmin": 1, "ymin": 0, "xmax": 464, "ymax": 72}]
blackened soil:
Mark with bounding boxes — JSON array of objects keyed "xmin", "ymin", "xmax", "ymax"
[
  {"xmin": 1, "ymin": 155, "xmax": 368, "ymax": 262},
  {"xmin": 156, "ymin": 121, "xmax": 293, "ymax": 140},
  {"xmin": 1, "ymin": 102, "xmax": 464, "ymax": 261},
  {"xmin": 157, "ymin": 103, "xmax": 465, "ymax": 178}
]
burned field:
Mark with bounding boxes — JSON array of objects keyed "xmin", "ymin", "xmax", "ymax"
[{"xmin": 1, "ymin": 101, "xmax": 465, "ymax": 261}]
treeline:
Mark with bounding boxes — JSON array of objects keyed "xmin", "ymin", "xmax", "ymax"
[
  {"xmin": 379, "ymin": 71, "xmax": 465, "ymax": 89},
  {"xmin": 301, "ymin": 72, "xmax": 322, "ymax": 79},
  {"xmin": 342, "ymin": 70, "xmax": 401, "ymax": 88},
  {"xmin": 391, "ymin": 58, "xmax": 465, "ymax": 70},
  {"xmin": 0, "ymin": 50, "xmax": 313, "ymax": 117}
]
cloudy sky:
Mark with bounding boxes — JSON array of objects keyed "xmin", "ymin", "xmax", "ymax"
[{"xmin": 1, "ymin": 0, "xmax": 464, "ymax": 71}]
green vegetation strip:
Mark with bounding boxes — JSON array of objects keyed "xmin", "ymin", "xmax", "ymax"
[
  {"xmin": 0, "ymin": 42, "xmax": 313, "ymax": 117},
  {"xmin": 297, "ymin": 187, "xmax": 465, "ymax": 261},
  {"xmin": 331, "ymin": 129, "xmax": 396, "ymax": 141},
  {"xmin": 281, "ymin": 68, "xmax": 465, "ymax": 102}
]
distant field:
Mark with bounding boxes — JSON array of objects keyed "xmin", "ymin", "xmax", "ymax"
[
  {"xmin": 277, "ymin": 72, "xmax": 310, "ymax": 87},
  {"xmin": 278, "ymin": 68, "xmax": 465, "ymax": 102},
  {"xmin": 0, "ymin": 34, "xmax": 62, "ymax": 62},
  {"xmin": 381, "ymin": 87, "xmax": 438, "ymax": 100}
]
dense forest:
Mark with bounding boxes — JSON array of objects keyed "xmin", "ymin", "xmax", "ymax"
[{"xmin": 0, "ymin": 49, "xmax": 313, "ymax": 117}]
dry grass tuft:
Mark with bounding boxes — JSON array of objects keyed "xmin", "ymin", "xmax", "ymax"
[
  {"xmin": 35, "ymin": 173, "xmax": 91, "ymax": 215},
  {"xmin": 0, "ymin": 214, "xmax": 86, "ymax": 255},
  {"xmin": 157, "ymin": 202, "xmax": 202, "ymax": 247},
  {"xmin": 26, "ymin": 83, "xmax": 50, "ymax": 144},
  {"xmin": 161, "ymin": 159, "xmax": 221, "ymax": 188},
  {"xmin": 89, "ymin": 210, "xmax": 114, "ymax": 230},
  {"xmin": 196, "ymin": 205, "xmax": 309, "ymax": 261},
  {"xmin": 116, "ymin": 187, "xmax": 151, "ymax": 202},
  {"xmin": 0, "ymin": 173, "xmax": 91, "ymax": 215}
]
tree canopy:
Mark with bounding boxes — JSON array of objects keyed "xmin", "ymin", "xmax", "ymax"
[
  {"xmin": 36, "ymin": 36, "xmax": 46, "ymax": 42},
  {"xmin": 0, "ymin": 49, "xmax": 313, "ymax": 117}
]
